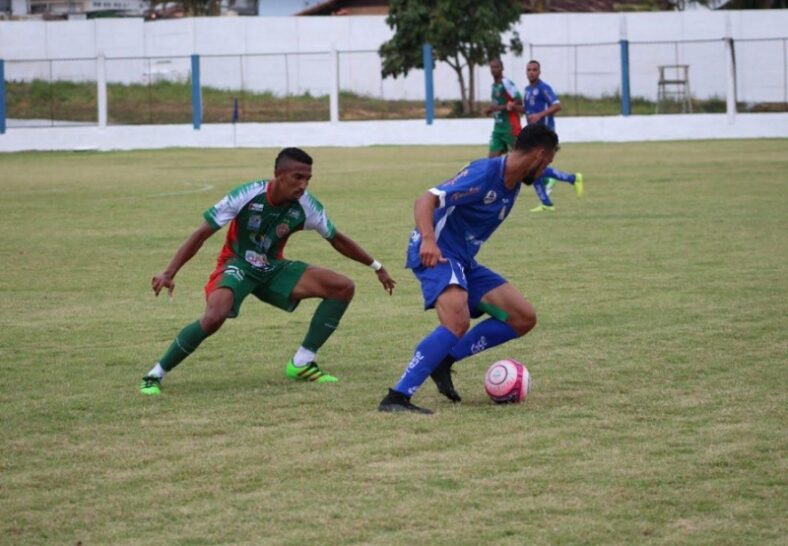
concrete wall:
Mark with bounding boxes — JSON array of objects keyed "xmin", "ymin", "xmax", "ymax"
[
  {"xmin": 1, "ymin": 113, "xmax": 787, "ymax": 152},
  {"xmin": 1, "ymin": 10, "xmax": 786, "ymax": 102}
]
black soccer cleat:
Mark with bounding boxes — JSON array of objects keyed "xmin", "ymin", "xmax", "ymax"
[
  {"xmin": 378, "ymin": 389, "xmax": 433, "ymax": 414},
  {"xmin": 430, "ymin": 360, "xmax": 462, "ymax": 403}
]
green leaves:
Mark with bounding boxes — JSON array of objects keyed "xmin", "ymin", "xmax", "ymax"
[{"xmin": 380, "ymin": 0, "xmax": 523, "ymax": 113}]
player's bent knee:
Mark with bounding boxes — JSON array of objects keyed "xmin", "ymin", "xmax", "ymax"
[
  {"xmin": 202, "ymin": 289, "xmax": 233, "ymax": 334},
  {"xmin": 335, "ymin": 276, "xmax": 355, "ymax": 301},
  {"xmin": 509, "ymin": 310, "xmax": 537, "ymax": 337},
  {"xmin": 444, "ymin": 318, "xmax": 470, "ymax": 337},
  {"xmin": 200, "ymin": 312, "xmax": 227, "ymax": 335}
]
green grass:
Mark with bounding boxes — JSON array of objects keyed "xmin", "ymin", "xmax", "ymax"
[
  {"xmin": 1, "ymin": 141, "xmax": 787, "ymax": 545},
  {"xmin": 10, "ymin": 80, "xmax": 783, "ymax": 124}
]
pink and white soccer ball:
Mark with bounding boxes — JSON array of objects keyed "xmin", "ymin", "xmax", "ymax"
[{"xmin": 484, "ymin": 359, "xmax": 532, "ymax": 403}]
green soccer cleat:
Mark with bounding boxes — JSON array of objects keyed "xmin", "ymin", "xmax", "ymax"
[
  {"xmin": 286, "ymin": 360, "xmax": 338, "ymax": 383},
  {"xmin": 140, "ymin": 375, "xmax": 162, "ymax": 395},
  {"xmin": 574, "ymin": 172, "xmax": 584, "ymax": 198},
  {"xmin": 530, "ymin": 204, "xmax": 556, "ymax": 212}
]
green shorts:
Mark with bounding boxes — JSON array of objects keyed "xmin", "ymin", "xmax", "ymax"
[
  {"xmin": 204, "ymin": 258, "xmax": 309, "ymax": 318},
  {"xmin": 489, "ymin": 131, "xmax": 516, "ymax": 154}
]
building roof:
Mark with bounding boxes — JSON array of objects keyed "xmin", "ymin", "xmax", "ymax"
[
  {"xmin": 296, "ymin": 1, "xmax": 688, "ymax": 16},
  {"xmin": 297, "ymin": 0, "xmax": 389, "ymax": 15}
]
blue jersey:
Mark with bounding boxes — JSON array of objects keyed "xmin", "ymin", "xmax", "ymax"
[
  {"xmin": 406, "ymin": 156, "xmax": 521, "ymax": 269},
  {"xmin": 523, "ymin": 80, "xmax": 560, "ymax": 130}
]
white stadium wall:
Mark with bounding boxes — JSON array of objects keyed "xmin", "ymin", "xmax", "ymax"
[
  {"xmin": 1, "ymin": 11, "xmax": 787, "ymax": 151},
  {"xmin": 1, "ymin": 10, "xmax": 787, "ymax": 101}
]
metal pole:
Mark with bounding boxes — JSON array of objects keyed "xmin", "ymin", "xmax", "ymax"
[
  {"xmin": 725, "ymin": 37, "xmax": 737, "ymax": 124},
  {"xmin": 619, "ymin": 39, "xmax": 631, "ymax": 116},
  {"xmin": 783, "ymin": 39, "xmax": 786, "ymax": 107},
  {"xmin": 329, "ymin": 45, "xmax": 339, "ymax": 123},
  {"xmin": 619, "ymin": 16, "xmax": 630, "ymax": 117},
  {"xmin": 191, "ymin": 54, "xmax": 201, "ymax": 130},
  {"xmin": 724, "ymin": 15, "xmax": 736, "ymax": 123},
  {"xmin": 96, "ymin": 54, "xmax": 107, "ymax": 128},
  {"xmin": 423, "ymin": 43, "xmax": 434, "ymax": 125},
  {"xmin": 0, "ymin": 59, "xmax": 5, "ymax": 134}
]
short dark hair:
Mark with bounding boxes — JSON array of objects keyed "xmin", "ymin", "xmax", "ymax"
[
  {"xmin": 275, "ymin": 147, "xmax": 313, "ymax": 171},
  {"xmin": 514, "ymin": 124, "xmax": 559, "ymax": 152},
  {"xmin": 527, "ymin": 60, "xmax": 541, "ymax": 69}
]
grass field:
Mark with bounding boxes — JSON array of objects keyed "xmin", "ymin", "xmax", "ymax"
[
  {"xmin": 8, "ymin": 80, "xmax": 765, "ymax": 125},
  {"xmin": 1, "ymin": 140, "xmax": 786, "ymax": 545}
]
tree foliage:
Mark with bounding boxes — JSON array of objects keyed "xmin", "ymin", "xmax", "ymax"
[
  {"xmin": 379, "ymin": 0, "xmax": 523, "ymax": 115},
  {"xmin": 148, "ymin": 0, "xmax": 221, "ymax": 16}
]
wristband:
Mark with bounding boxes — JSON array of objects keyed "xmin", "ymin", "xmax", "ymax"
[{"xmin": 370, "ymin": 260, "xmax": 383, "ymax": 272}]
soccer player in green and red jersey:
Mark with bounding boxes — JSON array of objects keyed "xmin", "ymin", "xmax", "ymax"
[
  {"xmin": 140, "ymin": 147, "xmax": 396, "ymax": 395},
  {"xmin": 484, "ymin": 58, "xmax": 524, "ymax": 158}
]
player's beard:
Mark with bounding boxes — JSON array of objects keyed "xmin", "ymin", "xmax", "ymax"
[{"xmin": 521, "ymin": 165, "xmax": 541, "ymax": 186}]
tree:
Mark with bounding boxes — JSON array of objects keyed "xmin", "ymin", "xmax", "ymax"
[
  {"xmin": 379, "ymin": 0, "xmax": 523, "ymax": 116},
  {"xmin": 148, "ymin": 0, "xmax": 220, "ymax": 17}
]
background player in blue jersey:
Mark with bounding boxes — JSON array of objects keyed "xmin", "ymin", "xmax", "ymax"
[
  {"xmin": 378, "ymin": 125, "xmax": 560, "ymax": 414},
  {"xmin": 523, "ymin": 60, "xmax": 584, "ymax": 212}
]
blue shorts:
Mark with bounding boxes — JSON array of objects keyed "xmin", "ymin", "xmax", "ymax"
[{"xmin": 411, "ymin": 259, "xmax": 507, "ymax": 317}]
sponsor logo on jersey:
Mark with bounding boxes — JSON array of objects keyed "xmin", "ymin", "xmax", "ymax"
[
  {"xmin": 224, "ymin": 265, "xmax": 245, "ymax": 282},
  {"xmin": 483, "ymin": 190, "xmax": 497, "ymax": 204},
  {"xmin": 451, "ymin": 186, "xmax": 480, "ymax": 202},
  {"xmin": 245, "ymin": 250, "xmax": 271, "ymax": 270},
  {"xmin": 247, "ymin": 215, "xmax": 262, "ymax": 230},
  {"xmin": 276, "ymin": 223, "xmax": 290, "ymax": 238},
  {"xmin": 287, "ymin": 209, "xmax": 301, "ymax": 219},
  {"xmin": 249, "ymin": 203, "xmax": 264, "ymax": 212},
  {"xmin": 251, "ymin": 234, "xmax": 272, "ymax": 251}
]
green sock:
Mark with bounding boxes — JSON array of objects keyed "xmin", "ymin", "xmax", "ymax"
[
  {"xmin": 159, "ymin": 320, "xmax": 209, "ymax": 372},
  {"xmin": 302, "ymin": 299, "xmax": 350, "ymax": 352}
]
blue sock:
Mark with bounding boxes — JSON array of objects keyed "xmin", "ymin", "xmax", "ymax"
[
  {"xmin": 533, "ymin": 177, "xmax": 553, "ymax": 206},
  {"xmin": 449, "ymin": 318, "xmax": 518, "ymax": 361},
  {"xmin": 543, "ymin": 166, "xmax": 576, "ymax": 184},
  {"xmin": 394, "ymin": 326, "xmax": 460, "ymax": 397}
]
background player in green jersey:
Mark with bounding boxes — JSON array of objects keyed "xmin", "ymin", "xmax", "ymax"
[
  {"xmin": 484, "ymin": 59, "xmax": 524, "ymax": 158},
  {"xmin": 140, "ymin": 147, "xmax": 396, "ymax": 395}
]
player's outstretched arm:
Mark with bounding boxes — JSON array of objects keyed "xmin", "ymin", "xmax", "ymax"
[
  {"xmin": 151, "ymin": 221, "xmax": 216, "ymax": 297},
  {"xmin": 328, "ymin": 231, "xmax": 396, "ymax": 295}
]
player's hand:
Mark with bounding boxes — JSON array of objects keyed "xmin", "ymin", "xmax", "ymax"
[
  {"xmin": 506, "ymin": 101, "xmax": 514, "ymax": 111},
  {"xmin": 527, "ymin": 113, "xmax": 541, "ymax": 124},
  {"xmin": 419, "ymin": 239, "xmax": 447, "ymax": 268},
  {"xmin": 152, "ymin": 273, "xmax": 175, "ymax": 297},
  {"xmin": 376, "ymin": 268, "xmax": 396, "ymax": 295}
]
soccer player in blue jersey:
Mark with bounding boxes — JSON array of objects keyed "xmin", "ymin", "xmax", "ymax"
[
  {"xmin": 378, "ymin": 125, "xmax": 560, "ymax": 414},
  {"xmin": 523, "ymin": 60, "xmax": 584, "ymax": 212}
]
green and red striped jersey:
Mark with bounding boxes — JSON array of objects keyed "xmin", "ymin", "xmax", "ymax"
[{"xmin": 203, "ymin": 179, "xmax": 336, "ymax": 272}]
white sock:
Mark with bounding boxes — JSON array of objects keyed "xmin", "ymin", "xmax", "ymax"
[
  {"xmin": 292, "ymin": 347, "xmax": 316, "ymax": 367},
  {"xmin": 146, "ymin": 363, "xmax": 167, "ymax": 379}
]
